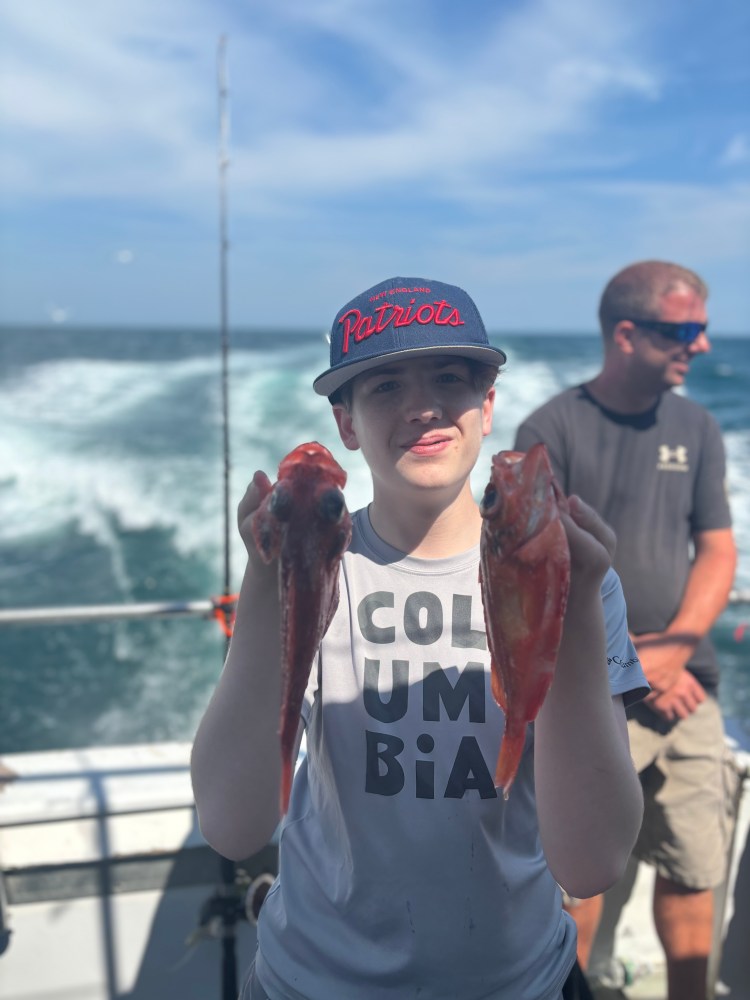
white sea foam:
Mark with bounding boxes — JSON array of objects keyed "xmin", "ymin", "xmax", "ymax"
[
  {"xmin": 0, "ymin": 342, "xmax": 747, "ymax": 593},
  {"xmin": 725, "ymin": 428, "xmax": 750, "ymax": 589},
  {"xmin": 0, "ymin": 356, "xmax": 225, "ymax": 569},
  {"xmin": 2, "ymin": 333, "xmax": 748, "ymax": 751}
]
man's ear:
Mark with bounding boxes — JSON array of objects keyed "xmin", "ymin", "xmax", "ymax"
[
  {"xmin": 332, "ymin": 404, "xmax": 360, "ymax": 451},
  {"xmin": 612, "ymin": 320, "xmax": 637, "ymax": 355}
]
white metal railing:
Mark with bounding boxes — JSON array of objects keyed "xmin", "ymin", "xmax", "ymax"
[
  {"xmin": 0, "ymin": 600, "xmax": 219, "ymax": 626},
  {"xmin": 0, "ymin": 591, "xmax": 748, "ymax": 627}
]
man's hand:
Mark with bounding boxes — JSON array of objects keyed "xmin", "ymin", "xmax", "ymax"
[
  {"xmin": 633, "ymin": 630, "xmax": 697, "ymax": 694},
  {"xmin": 634, "ymin": 628, "xmax": 706, "ymax": 720},
  {"xmin": 644, "ymin": 669, "xmax": 706, "ymax": 721}
]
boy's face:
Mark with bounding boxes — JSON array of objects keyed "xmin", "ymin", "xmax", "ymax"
[{"xmin": 332, "ymin": 356, "xmax": 495, "ymax": 503}]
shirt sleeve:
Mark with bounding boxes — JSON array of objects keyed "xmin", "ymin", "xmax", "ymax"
[
  {"xmin": 514, "ymin": 405, "xmax": 570, "ymax": 491},
  {"xmin": 601, "ymin": 567, "xmax": 649, "ymax": 707}
]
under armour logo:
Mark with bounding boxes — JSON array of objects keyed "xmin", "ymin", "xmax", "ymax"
[{"xmin": 657, "ymin": 444, "xmax": 689, "ymax": 471}]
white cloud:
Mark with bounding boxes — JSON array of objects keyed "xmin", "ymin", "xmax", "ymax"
[
  {"xmin": 1, "ymin": 0, "xmax": 748, "ymax": 329},
  {"xmin": 720, "ymin": 134, "xmax": 750, "ymax": 167},
  {"xmin": 0, "ymin": 0, "xmax": 661, "ymax": 207}
]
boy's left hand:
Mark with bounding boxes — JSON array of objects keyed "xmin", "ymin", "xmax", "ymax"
[{"xmin": 560, "ymin": 495, "xmax": 615, "ymax": 592}]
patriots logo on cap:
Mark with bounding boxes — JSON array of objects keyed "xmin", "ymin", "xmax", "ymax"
[{"xmin": 339, "ymin": 298, "xmax": 465, "ymax": 355}]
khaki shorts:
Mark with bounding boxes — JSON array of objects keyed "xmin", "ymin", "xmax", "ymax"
[{"xmin": 628, "ymin": 695, "xmax": 735, "ymax": 889}]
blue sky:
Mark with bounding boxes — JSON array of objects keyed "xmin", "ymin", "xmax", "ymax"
[{"xmin": 1, "ymin": 0, "xmax": 749, "ymax": 332}]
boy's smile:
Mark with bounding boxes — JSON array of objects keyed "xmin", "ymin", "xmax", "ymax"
[{"xmin": 401, "ymin": 431, "xmax": 453, "ymax": 456}]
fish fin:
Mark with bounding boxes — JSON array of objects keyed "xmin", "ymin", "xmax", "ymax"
[
  {"xmin": 495, "ymin": 718, "xmax": 527, "ymax": 800},
  {"xmin": 490, "ymin": 662, "xmax": 508, "ymax": 711},
  {"xmin": 252, "ymin": 507, "xmax": 282, "ymax": 563},
  {"xmin": 551, "ymin": 475, "xmax": 569, "ymax": 515},
  {"xmin": 280, "ymin": 758, "xmax": 293, "ymax": 817}
]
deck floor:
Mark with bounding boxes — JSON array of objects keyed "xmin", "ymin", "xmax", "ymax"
[{"xmin": 590, "ymin": 969, "xmax": 665, "ymax": 1000}]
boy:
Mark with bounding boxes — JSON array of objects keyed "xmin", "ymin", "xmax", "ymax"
[{"xmin": 191, "ymin": 277, "xmax": 647, "ymax": 1000}]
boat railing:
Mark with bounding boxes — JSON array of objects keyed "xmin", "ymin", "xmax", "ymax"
[
  {"xmin": 0, "ymin": 589, "xmax": 749, "ymax": 627},
  {"xmin": 0, "ymin": 599, "xmax": 222, "ymax": 626}
]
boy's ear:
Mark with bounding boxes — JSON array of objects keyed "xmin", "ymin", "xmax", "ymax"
[
  {"xmin": 482, "ymin": 386, "xmax": 495, "ymax": 437},
  {"xmin": 332, "ymin": 403, "xmax": 360, "ymax": 451}
]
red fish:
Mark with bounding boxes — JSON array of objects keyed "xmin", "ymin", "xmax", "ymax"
[
  {"xmin": 252, "ymin": 442, "xmax": 352, "ymax": 814},
  {"xmin": 478, "ymin": 443, "xmax": 570, "ymax": 798}
]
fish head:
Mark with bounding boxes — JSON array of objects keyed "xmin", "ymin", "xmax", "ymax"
[
  {"xmin": 278, "ymin": 441, "xmax": 347, "ymax": 490},
  {"xmin": 479, "ymin": 443, "xmax": 561, "ymax": 555},
  {"xmin": 274, "ymin": 442, "xmax": 352, "ymax": 563},
  {"xmin": 252, "ymin": 442, "xmax": 351, "ymax": 563}
]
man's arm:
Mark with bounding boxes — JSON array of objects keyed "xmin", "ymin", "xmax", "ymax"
[
  {"xmin": 636, "ymin": 527, "xmax": 737, "ymax": 720},
  {"xmin": 534, "ymin": 498, "xmax": 643, "ymax": 899},
  {"xmin": 191, "ymin": 474, "xmax": 291, "ymax": 860}
]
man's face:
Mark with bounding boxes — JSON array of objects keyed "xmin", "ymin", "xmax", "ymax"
[
  {"xmin": 629, "ymin": 284, "xmax": 710, "ymax": 391},
  {"xmin": 332, "ymin": 356, "xmax": 495, "ymax": 504}
]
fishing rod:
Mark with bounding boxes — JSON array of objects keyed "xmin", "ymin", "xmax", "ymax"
[
  {"xmin": 218, "ymin": 33, "xmax": 232, "ymax": 619},
  {"xmin": 178, "ymin": 33, "xmax": 244, "ymax": 1000},
  {"xmin": 213, "ymin": 34, "xmax": 240, "ymax": 1000}
]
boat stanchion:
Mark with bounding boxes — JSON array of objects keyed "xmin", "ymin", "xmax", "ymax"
[
  {"xmin": 0, "ymin": 869, "xmax": 11, "ymax": 956},
  {"xmin": 244, "ymin": 872, "xmax": 276, "ymax": 925}
]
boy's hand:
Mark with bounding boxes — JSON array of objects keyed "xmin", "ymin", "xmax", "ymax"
[{"xmin": 560, "ymin": 495, "xmax": 615, "ymax": 591}]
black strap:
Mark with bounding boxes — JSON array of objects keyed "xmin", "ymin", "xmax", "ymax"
[{"xmin": 562, "ymin": 960, "xmax": 596, "ymax": 1000}]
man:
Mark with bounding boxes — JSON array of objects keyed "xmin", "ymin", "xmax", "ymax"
[
  {"xmin": 514, "ymin": 260, "xmax": 737, "ymax": 1000},
  {"xmin": 191, "ymin": 276, "xmax": 647, "ymax": 999}
]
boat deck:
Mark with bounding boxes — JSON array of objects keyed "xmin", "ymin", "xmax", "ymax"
[
  {"xmin": 1, "ymin": 740, "xmax": 748, "ymax": 1000},
  {"xmin": 592, "ymin": 977, "xmax": 666, "ymax": 1000},
  {"xmin": 587, "ymin": 740, "xmax": 750, "ymax": 1000}
]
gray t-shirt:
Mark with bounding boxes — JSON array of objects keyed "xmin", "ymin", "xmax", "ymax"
[
  {"xmin": 255, "ymin": 508, "xmax": 648, "ymax": 1000},
  {"xmin": 515, "ymin": 385, "xmax": 732, "ymax": 691}
]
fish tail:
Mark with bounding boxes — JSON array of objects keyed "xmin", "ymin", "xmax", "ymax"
[
  {"xmin": 495, "ymin": 719, "xmax": 527, "ymax": 800},
  {"xmin": 280, "ymin": 757, "xmax": 293, "ymax": 816}
]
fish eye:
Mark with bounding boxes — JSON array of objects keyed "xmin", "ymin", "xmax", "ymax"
[
  {"xmin": 480, "ymin": 485, "xmax": 498, "ymax": 516},
  {"xmin": 269, "ymin": 484, "xmax": 293, "ymax": 521},
  {"xmin": 319, "ymin": 488, "xmax": 346, "ymax": 523}
]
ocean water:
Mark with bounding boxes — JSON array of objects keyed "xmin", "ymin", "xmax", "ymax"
[{"xmin": 0, "ymin": 326, "xmax": 748, "ymax": 754}]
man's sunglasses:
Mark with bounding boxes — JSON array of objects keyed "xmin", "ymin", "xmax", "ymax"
[{"xmin": 628, "ymin": 319, "xmax": 708, "ymax": 344}]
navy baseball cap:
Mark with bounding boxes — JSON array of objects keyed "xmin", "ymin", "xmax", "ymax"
[{"xmin": 313, "ymin": 276, "xmax": 507, "ymax": 398}]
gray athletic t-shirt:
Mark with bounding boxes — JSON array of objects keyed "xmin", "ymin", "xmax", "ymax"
[
  {"xmin": 255, "ymin": 508, "xmax": 647, "ymax": 1000},
  {"xmin": 515, "ymin": 385, "xmax": 732, "ymax": 691}
]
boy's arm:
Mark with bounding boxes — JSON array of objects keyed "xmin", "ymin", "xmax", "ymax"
[
  {"xmin": 534, "ymin": 497, "xmax": 643, "ymax": 899},
  {"xmin": 191, "ymin": 474, "xmax": 289, "ymax": 860}
]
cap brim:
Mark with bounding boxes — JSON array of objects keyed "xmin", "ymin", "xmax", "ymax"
[{"xmin": 313, "ymin": 344, "xmax": 507, "ymax": 397}]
